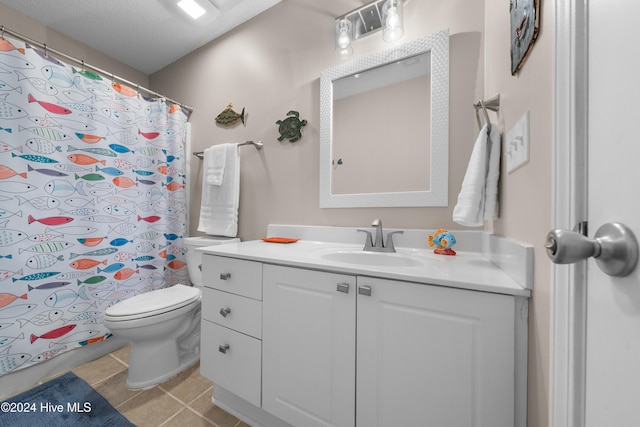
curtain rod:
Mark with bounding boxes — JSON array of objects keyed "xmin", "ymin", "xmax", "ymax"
[{"xmin": 0, "ymin": 25, "xmax": 194, "ymax": 120}]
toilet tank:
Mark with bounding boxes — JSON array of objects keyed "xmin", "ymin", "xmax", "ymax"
[{"xmin": 184, "ymin": 236, "xmax": 240, "ymax": 287}]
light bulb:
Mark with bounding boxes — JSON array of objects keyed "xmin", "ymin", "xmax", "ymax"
[
  {"xmin": 382, "ymin": 0, "xmax": 403, "ymax": 43},
  {"xmin": 338, "ymin": 30, "xmax": 351, "ymax": 49}
]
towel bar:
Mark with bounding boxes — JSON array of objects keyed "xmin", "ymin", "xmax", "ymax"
[
  {"xmin": 474, "ymin": 94, "xmax": 500, "ymax": 130},
  {"xmin": 193, "ymin": 141, "xmax": 263, "ymax": 158}
]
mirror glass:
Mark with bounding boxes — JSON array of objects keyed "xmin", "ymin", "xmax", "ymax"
[{"xmin": 320, "ymin": 30, "xmax": 449, "ymax": 208}]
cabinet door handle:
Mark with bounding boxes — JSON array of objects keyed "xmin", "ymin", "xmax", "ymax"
[
  {"xmin": 336, "ymin": 283, "xmax": 350, "ymax": 293},
  {"xmin": 219, "ymin": 273, "xmax": 231, "ymax": 280},
  {"xmin": 219, "ymin": 344, "xmax": 230, "ymax": 354},
  {"xmin": 219, "ymin": 307, "xmax": 231, "ymax": 317},
  {"xmin": 358, "ymin": 285, "xmax": 372, "ymax": 296}
]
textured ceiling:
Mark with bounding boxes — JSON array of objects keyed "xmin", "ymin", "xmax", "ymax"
[{"xmin": 0, "ymin": 0, "xmax": 281, "ymax": 74}]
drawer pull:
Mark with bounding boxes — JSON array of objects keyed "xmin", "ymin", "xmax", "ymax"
[
  {"xmin": 336, "ymin": 283, "xmax": 350, "ymax": 293},
  {"xmin": 358, "ymin": 285, "xmax": 372, "ymax": 296},
  {"xmin": 219, "ymin": 307, "xmax": 231, "ymax": 317},
  {"xmin": 219, "ymin": 273, "xmax": 231, "ymax": 280},
  {"xmin": 219, "ymin": 344, "xmax": 230, "ymax": 354},
  {"xmin": 198, "ymin": 264, "xmax": 202, "ymax": 271}
]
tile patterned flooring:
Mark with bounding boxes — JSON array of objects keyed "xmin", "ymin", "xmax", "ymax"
[{"xmin": 13, "ymin": 346, "xmax": 248, "ymax": 427}]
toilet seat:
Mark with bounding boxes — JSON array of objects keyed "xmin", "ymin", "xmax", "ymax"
[{"xmin": 105, "ymin": 284, "xmax": 201, "ymax": 322}]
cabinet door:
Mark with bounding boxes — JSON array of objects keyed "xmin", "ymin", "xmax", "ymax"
[
  {"xmin": 356, "ymin": 277, "xmax": 515, "ymax": 427},
  {"xmin": 263, "ymin": 265, "xmax": 356, "ymax": 427}
]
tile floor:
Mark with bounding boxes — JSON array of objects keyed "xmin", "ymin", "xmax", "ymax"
[{"xmin": 15, "ymin": 346, "xmax": 248, "ymax": 427}]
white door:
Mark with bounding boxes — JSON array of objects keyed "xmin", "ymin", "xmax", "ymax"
[
  {"xmin": 554, "ymin": 1, "xmax": 640, "ymax": 425},
  {"xmin": 584, "ymin": 0, "xmax": 640, "ymax": 424}
]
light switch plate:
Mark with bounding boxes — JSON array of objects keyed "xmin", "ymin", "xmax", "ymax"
[{"xmin": 506, "ymin": 110, "xmax": 530, "ymax": 173}]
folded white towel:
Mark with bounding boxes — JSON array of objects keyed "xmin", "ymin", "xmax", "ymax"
[
  {"xmin": 452, "ymin": 124, "xmax": 501, "ymax": 227},
  {"xmin": 197, "ymin": 143, "xmax": 240, "ymax": 237},
  {"xmin": 204, "ymin": 145, "xmax": 227, "ymax": 186}
]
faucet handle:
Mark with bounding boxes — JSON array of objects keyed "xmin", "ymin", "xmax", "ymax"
[
  {"xmin": 357, "ymin": 229, "xmax": 374, "ymax": 250},
  {"xmin": 385, "ymin": 230, "xmax": 404, "ymax": 252}
]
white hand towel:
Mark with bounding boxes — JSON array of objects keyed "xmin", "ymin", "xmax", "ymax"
[
  {"xmin": 204, "ymin": 145, "xmax": 227, "ymax": 186},
  {"xmin": 453, "ymin": 124, "xmax": 501, "ymax": 227},
  {"xmin": 197, "ymin": 143, "xmax": 240, "ymax": 237}
]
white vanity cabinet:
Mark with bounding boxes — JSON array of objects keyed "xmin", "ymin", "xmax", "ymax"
[
  {"xmin": 200, "ymin": 255, "xmax": 263, "ymax": 408},
  {"xmin": 262, "ymin": 264, "xmax": 520, "ymax": 427}
]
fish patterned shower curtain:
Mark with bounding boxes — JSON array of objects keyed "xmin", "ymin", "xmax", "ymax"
[{"xmin": 0, "ymin": 36, "xmax": 188, "ymax": 376}]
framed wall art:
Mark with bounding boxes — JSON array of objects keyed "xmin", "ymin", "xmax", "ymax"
[{"xmin": 510, "ymin": 0, "xmax": 540, "ymax": 75}]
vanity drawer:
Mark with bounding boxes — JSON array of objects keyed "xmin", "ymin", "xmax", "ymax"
[
  {"xmin": 202, "ymin": 255, "xmax": 262, "ymax": 300},
  {"xmin": 201, "ymin": 320, "xmax": 261, "ymax": 407},
  {"xmin": 202, "ymin": 287, "xmax": 262, "ymax": 339}
]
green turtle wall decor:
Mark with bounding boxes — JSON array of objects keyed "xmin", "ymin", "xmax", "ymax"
[
  {"xmin": 215, "ymin": 103, "xmax": 245, "ymax": 127},
  {"xmin": 276, "ymin": 110, "xmax": 307, "ymax": 143}
]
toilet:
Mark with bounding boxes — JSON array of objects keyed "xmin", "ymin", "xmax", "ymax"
[{"xmin": 104, "ymin": 236, "xmax": 239, "ymax": 389}]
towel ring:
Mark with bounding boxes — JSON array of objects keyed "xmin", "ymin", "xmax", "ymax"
[{"xmin": 475, "ymin": 100, "xmax": 492, "ymax": 133}]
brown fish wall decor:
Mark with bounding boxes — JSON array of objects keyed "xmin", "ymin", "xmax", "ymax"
[{"xmin": 215, "ymin": 103, "xmax": 245, "ymax": 127}]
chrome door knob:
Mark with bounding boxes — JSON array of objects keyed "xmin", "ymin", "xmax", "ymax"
[{"xmin": 545, "ymin": 222, "xmax": 638, "ymax": 277}]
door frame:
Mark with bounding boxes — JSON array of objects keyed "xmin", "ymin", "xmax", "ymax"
[{"xmin": 552, "ymin": 0, "xmax": 589, "ymax": 425}]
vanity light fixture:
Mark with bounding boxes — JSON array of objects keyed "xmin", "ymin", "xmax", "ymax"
[
  {"xmin": 334, "ymin": 0, "xmax": 404, "ymax": 58},
  {"xmin": 178, "ymin": 0, "xmax": 206, "ymax": 19}
]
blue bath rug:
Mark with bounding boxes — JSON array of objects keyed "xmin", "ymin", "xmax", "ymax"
[{"xmin": 0, "ymin": 372, "xmax": 135, "ymax": 426}]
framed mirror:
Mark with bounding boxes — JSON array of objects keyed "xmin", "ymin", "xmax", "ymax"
[{"xmin": 319, "ymin": 29, "xmax": 449, "ymax": 208}]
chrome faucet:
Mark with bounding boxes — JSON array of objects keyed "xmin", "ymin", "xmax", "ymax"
[{"xmin": 357, "ymin": 219, "xmax": 403, "ymax": 253}]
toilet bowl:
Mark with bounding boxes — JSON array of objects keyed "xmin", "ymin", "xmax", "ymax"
[{"xmin": 103, "ymin": 235, "xmax": 239, "ymax": 389}]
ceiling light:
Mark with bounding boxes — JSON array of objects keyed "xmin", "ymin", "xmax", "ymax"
[{"xmin": 178, "ymin": 0, "xmax": 206, "ymax": 19}]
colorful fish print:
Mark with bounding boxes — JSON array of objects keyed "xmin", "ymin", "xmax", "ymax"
[
  {"xmin": 71, "ymin": 67, "xmax": 102, "ymax": 81},
  {"xmin": 74, "ymin": 173, "xmax": 104, "ymax": 181},
  {"xmin": 75, "ymin": 132, "xmax": 103, "ymax": 144},
  {"xmin": 95, "ymin": 166, "xmax": 123, "ymax": 176},
  {"xmin": 77, "ymin": 276, "xmax": 106, "ymax": 286},
  {"xmin": 67, "ymin": 153, "xmax": 105, "ymax": 166},
  {"xmin": 27, "ymin": 164, "xmax": 68, "ymax": 177},
  {"xmin": 27, "ymin": 215, "xmax": 74, "ymax": 226},
  {"xmin": 76, "ymin": 237, "xmax": 106, "ymax": 247},
  {"xmin": 11, "ymin": 152, "xmax": 58, "ymax": 163},
  {"xmin": 70, "ymin": 258, "xmax": 107, "ymax": 270},
  {"xmin": 30, "ymin": 324, "xmax": 76, "ymax": 343},
  {"xmin": 28, "ymin": 93, "xmax": 72, "ymax": 115},
  {"xmin": 25, "ymin": 43, "xmax": 64, "ymax": 66},
  {"xmin": 137, "ymin": 215, "xmax": 161, "ymax": 223},
  {"xmin": 0, "ymin": 36, "xmax": 188, "ymax": 375},
  {"xmin": 12, "ymin": 271, "xmax": 60, "ymax": 282}
]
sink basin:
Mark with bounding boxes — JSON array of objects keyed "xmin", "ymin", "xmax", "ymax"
[{"xmin": 319, "ymin": 250, "xmax": 425, "ymax": 267}]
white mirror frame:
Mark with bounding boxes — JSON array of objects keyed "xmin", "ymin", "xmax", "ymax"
[{"xmin": 319, "ymin": 29, "xmax": 449, "ymax": 208}]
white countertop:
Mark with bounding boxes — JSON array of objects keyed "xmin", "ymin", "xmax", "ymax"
[{"xmin": 198, "ymin": 238, "xmax": 531, "ymax": 297}]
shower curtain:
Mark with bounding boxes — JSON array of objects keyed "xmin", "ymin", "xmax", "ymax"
[{"xmin": 0, "ymin": 36, "xmax": 188, "ymax": 375}]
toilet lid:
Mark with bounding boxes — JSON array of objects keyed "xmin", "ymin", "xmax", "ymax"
[{"xmin": 105, "ymin": 284, "xmax": 201, "ymax": 318}]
